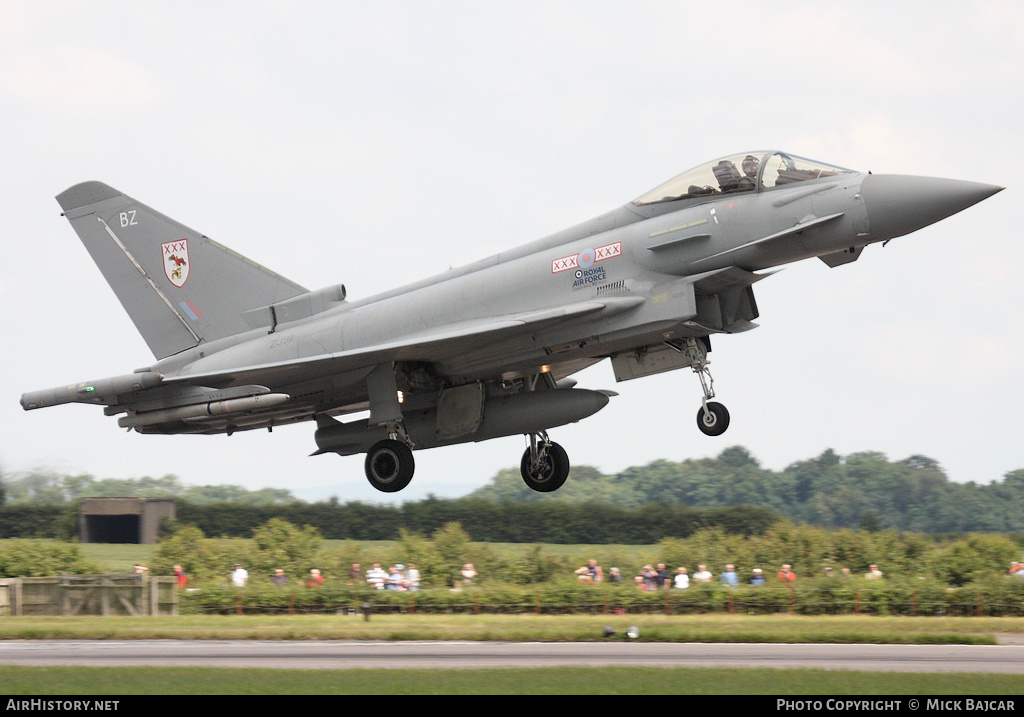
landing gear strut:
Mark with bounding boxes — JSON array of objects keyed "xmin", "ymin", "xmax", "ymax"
[
  {"xmin": 520, "ymin": 431, "xmax": 570, "ymax": 492},
  {"xmin": 684, "ymin": 337, "xmax": 730, "ymax": 436},
  {"xmin": 363, "ymin": 363, "xmax": 418, "ymax": 492}
]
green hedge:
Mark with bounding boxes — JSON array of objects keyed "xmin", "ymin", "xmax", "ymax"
[
  {"xmin": 0, "ymin": 539, "xmax": 101, "ymax": 577},
  {"xmin": 170, "ymin": 499, "xmax": 781, "ymax": 542},
  {"xmin": 0, "ymin": 505, "xmax": 75, "ymax": 539},
  {"xmin": 0, "ymin": 499, "xmax": 783, "ymax": 543},
  {"xmin": 179, "ymin": 576, "xmax": 1024, "ymax": 617}
]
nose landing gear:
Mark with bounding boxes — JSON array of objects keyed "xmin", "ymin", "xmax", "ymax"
[{"xmin": 685, "ymin": 337, "xmax": 731, "ymax": 437}]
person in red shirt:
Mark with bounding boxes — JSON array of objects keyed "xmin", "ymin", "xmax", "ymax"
[{"xmin": 777, "ymin": 564, "xmax": 796, "ymax": 582}]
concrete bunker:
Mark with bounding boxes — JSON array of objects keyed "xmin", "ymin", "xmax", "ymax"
[{"xmin": 78, "ymin": 498, "xmax": 175, "ymax": 544}]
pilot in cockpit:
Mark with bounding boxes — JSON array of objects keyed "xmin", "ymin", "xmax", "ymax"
[{"xmin": 742, "ymin": 155, "xmax": 760, "ymax": 180}]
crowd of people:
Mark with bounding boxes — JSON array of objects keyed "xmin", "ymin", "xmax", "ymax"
[
  {"xmin": 231, "ymin": 561, "xmax": 479, "ymax": 591},
  {"xmin": 147, "ymin": 557, "xmax": 1024, "ymax": 590},
  {"xmin": 356, "ymin": 562, "xmax": 423, "ymax": 591},
  {"xmin": 569, "ymin": 560, "xmax": 900, "ymax": 589},
  {"xmin": 139, "ymin": 559, "xmax": 477, "ymax": 591},
  {"xmin": 224, "ymin": 562, "xmax": 351, "ymax": 589},
  {"xmin": 226, "ymin": 558, "xmax": 1024, "ymax": 590},
  {"xmin": 618, "ymin": 560, "xmax": 1024, "ymax": 588}
]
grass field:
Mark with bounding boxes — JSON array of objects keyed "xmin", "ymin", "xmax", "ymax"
[
  {"xmin": 2, "ymin": 665, "xmax": 1021, "ymax": 696},
  {"xmin": 0, "ymin": 613, "xmax": 1021, "ymax": 643}
]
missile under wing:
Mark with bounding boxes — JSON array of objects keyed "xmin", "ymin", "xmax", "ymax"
[{"xmin": 21, "ymin": 151, "xmax": 1003, "ymax": 493}]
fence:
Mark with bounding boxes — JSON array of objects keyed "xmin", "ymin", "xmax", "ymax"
[{"xmin": 0, "ymin": 574, "xmax": 179, "ymax": 616}]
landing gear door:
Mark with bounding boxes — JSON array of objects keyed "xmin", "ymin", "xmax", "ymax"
[
  {"xmin": 435, "ymin": 383, "xmax": 486, "ymax": 440},
  {"xmin": 611, "ymin": 342, "xmax": 698, "ymax": 382}
]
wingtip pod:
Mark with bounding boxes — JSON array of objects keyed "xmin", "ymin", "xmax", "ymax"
[{"xmin": 55, "ymin": 181, "xmax": 122, "ymax": 214}]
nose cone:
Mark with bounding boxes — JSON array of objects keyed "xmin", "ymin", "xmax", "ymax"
[{"xmin": 861, "ymin": 174, "xmax": 1003, "ymax": 241}]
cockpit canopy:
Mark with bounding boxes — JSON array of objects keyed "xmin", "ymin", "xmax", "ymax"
[{"xmin": 633, "ymin": 151, "xmax": 856, "ymax": 206}]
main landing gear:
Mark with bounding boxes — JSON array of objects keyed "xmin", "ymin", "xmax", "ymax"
[
  {"xmin": 684, "ymin": 337, "xmax": 730, "ymax": 437},
  {"xmin": 363, "ymin": 428, "xmax": 572, "ymax": 494},
  {"xmin": 365, "ymin": 438, "xmax": 415, "ymax": 492},
  {"xmin": 520, "ymin": 431, "xmax": 570, "ymax": 492},
  {"xmin": 365, "ymin": 421, "xmax": 415, "ymax": 493}
]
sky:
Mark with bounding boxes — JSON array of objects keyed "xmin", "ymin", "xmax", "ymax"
[{"xmin": 2, "ymin": 1, "xmax": 1022, "ymax": 504}]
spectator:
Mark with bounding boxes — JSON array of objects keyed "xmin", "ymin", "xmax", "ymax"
[
  {"xmin": 575, "ymin": 559, "xmax": 604, "ymax": 584},
  {"xmin": 823, "ymin": 567, "xmax": 834, "ymax": 578},
  {"xmin": 173, "ymin": 564, "xmax": 188, "ymax": 589},
  {"xmin": 385, "ymin": 566, "xmax": 404, "ymax": 590},
  {"xmin": 692, "ymin": 564, "xmax": 713, "ymax": 583},
  {"xmin": 749, "ymin": 568, "xmax": 765, "ymax": 586},
  {"xmin": 673, "ymin": 567, "xmax": 689, "ymax": 589},
  {"xmin": 132, "ymin": 564, "xmax": 149, "ymax": 574},
  {"xmin": 656, "ymin": 564, "xmax": 670, "ymax": 588},
  {"xmin": 634, "ymin": 576, "xmax": 651, "ymax": 590},
  {"xmin": 348, "ymin": 563, "xmax": 363, "ymax": 585},
  {"xmin": 777, "ymin": 564, "xmax": 796, "ymax": 582},
  {"xmin": 271, "ymin": 568, "xmax": 288, "ymax": 586},
  {"xmin": 607, "ymin": 567, "xmax": 623, "ymax": 584},
  {"xmin": 719, "ymin": 564, "xmax": 739, "ymax": 586},
  {"xmin": 865, "ymin": 564, "xmax": 883, "ymax": 580},
  {"xmin": 307, "ymin": 568, "xmax": 324, "ymax": 588},
  {"xmin": 366, "ymin": 563, "xmax": 387, "ymax": 589},
  {"xmin": 461, "ymin": 563, "xmax": 478, "ymax": 587},
  {"xmin": 231, "ymin": 563, "xmax": 248, "ymax": 587},
  {"xmin": 1008, "ymin": 562, "xmax": 1021, "ymax": 577},
  {"xmin": 405, "ymin": 563, "xmax": 421, "ymax": 591},
  {"xmin": 639, "ymin": 564, "xmax": 658, "ymax": 590}
]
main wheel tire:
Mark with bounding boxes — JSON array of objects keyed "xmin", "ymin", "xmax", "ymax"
[
  {"xmin": 520, "ymin": 442, "xmax": 570, "ymax": 492},
  {"xmin": 696, "ymin": 401, "xmax": 730, "ymax": 436},
  {"xmin": 365, "ymin": 439, "xmax": 415, "ymax": 493}
]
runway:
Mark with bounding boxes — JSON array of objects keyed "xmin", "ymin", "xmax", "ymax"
[{"xmin": 1, "ymin": 641, "xmax": 1022, "ymax": 673}]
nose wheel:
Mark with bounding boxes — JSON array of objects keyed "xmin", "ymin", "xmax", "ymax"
[
  {"xmin": 697, "ymin": 400, "xmax": 730, "ymax": 436},
  {"xmin": 685, "ymin": 337, "xmax": 730, "ymax": 437}
]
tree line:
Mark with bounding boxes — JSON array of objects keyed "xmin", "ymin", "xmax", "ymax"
[
  {"xmin": 470, "ymin": 446, "xmax": 1024, "ymax": 533},
  {"xmin": 3, "ymin": 445, "xmax": 1023, "ymax": 535},
  {"xmin": 0, "ymin": 471, "xmax": 295, "ymax": 506}
]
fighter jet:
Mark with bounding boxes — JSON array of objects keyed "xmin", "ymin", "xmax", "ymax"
[{"xmin": 21, "ymin": 151, "xmax": 1002, "ymax": 493}]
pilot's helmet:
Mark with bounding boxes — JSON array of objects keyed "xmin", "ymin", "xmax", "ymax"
[{"xmin": 742, "ymin": 155, "xmax": 760, "ymax": 177}]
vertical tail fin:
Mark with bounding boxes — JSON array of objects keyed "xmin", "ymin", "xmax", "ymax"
[{"xmin": 56, "ymin": 181, "xmax": 307, "ymax": 359}]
